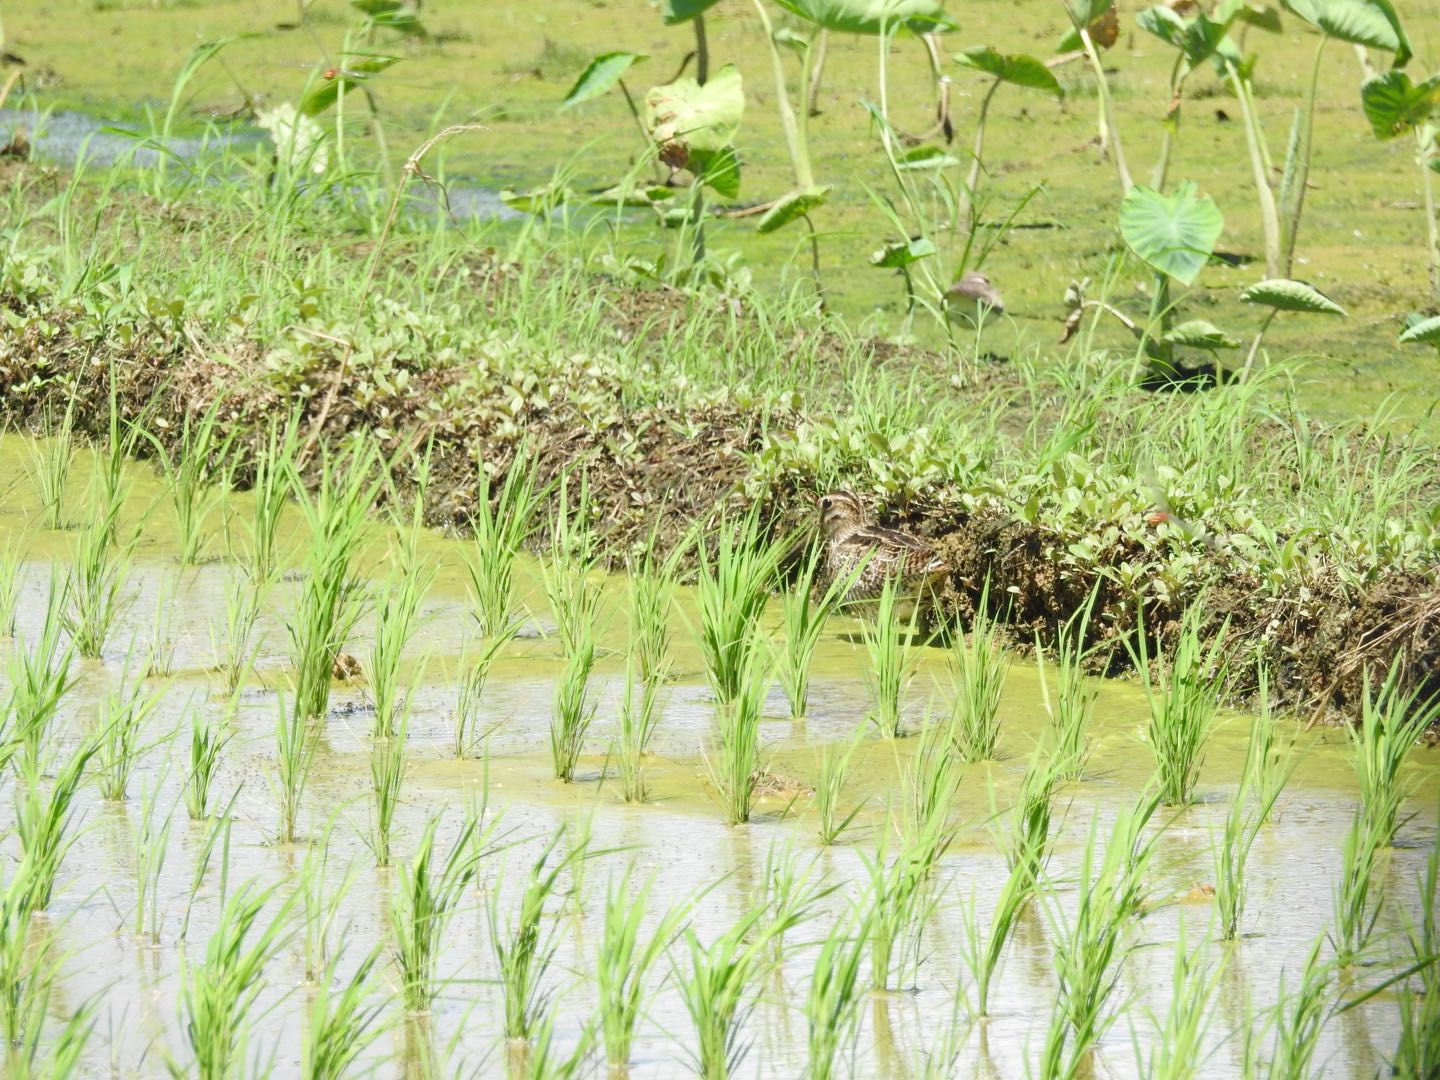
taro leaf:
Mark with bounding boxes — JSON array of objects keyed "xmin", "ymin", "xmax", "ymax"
[
  {"xmin": 1060, "ymin": 1, "xmax": 1119, "ymax": 49},
  {"xmin": 500, "ymin": 185, "xmax": 572, "ymax": 214},
  {"xmin": 691, "ymin": 145, "xmax": 742, "ymax": 197},
  {"xmin": 1360, "ymin": 70, "xmax": 1440, "ymax": 139},
  {"xmin": 644, "ymin": 64, "xmax": 743, "ymax": 171},
  {"xmin": 561, "ymin": 52, "xmax": 647, "ymax": 110},
  {"xmin": 662, "ymin": 0, "xmax": 723, "ymax": 24},
  {"xmin": 351, "ymin": 0, "xmax": 425, "ymax": 34},
  {"xmin": 1137, "ymin": 7, "xmax": 1231, "ymax": 64},
  {"xmin": 1397, "ymin": 313, "xmax": 1440, "ymax": 344},
  {"xmin": 586, "ymin": 183, "xmax": 676, "ymax": 207},
  {"xmin": 1281, "ymin": 0, "xmax": 1410, "ymax": 67},
  {"xmin": 771, "ymin": 0, "xmax": 956, "ymax": 35},
  {"xmin": 300, "ymin": 55, "xmax": 401, "ymax": 115},
  {"xmin": 1239, "ymin": 278, "xmax": 1346, "ymax": 314},
  {"xmin": 871, "ymin": 236, "xmax": 937, "ymax": 268},
  {"xmin": 757, "ymin": 186, "xmax": 831, "ymax": 233},
  {"xmin": 1163, "ymin": 320, "xmax": 1242, "ymax": 349},
  {"xmin": 1231, "ymin": 2, "xmax": 1283, "ymax": 31},
  {"xmin": 898, "ymin": 144, "xmax": 963, "ymax": 170},
  {"xmin": 954, "ymin": 47, "xmax": 1063, "ymax": 96},
  {"xmin": 1119, "ymin": 183, "xmax": 1223, "ymax": 286}
]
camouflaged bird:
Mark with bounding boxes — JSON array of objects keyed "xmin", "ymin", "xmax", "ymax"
[{"xmin": 817, "ymin": 490, "xmax": 948, "ymax": 605}]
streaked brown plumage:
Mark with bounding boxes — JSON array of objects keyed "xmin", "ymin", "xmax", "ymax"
[{"xmin": 817, "ymin": 490, "xmax": 948, "ymax": 605}]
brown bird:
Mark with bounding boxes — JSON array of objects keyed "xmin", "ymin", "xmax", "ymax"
[
  {"xmin": 946, "ymin": 271, "xmax": 1006, "ymax": 325},
  {"xmin": 817, "ymin": 490, "xmax": 948, "ymax": 606}
]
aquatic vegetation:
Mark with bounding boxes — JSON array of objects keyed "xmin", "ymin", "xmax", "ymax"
[
  {"xmin": 25, "ymin": 403, "xmax": 76, "ymax": 531},
  {"xmin": 212, "ymin": 564, "xmax": 274, "ymax": 694},
  {"xmin": 185, "ymin": 699, "xmax": 230, "ymax": 821},
  {"xmin": 702, "ymin": 636, "xmax": 771, "ymax": 825},
  {"xmin": 6, "ymin": 574, "xmax": 76, "ymax": 771},
  {"xmin": 1392, "ymin": 824, "xmax": 1440, "ymax": 1077},
  {"xmin": 776, "ymin": 546, "xmax": 851, "ymax": 721},
  {"xmin": 1132, "ymin": 603, "xmax": 1227, "ymax": 805},
  {"xmin": 0, "ymin": 534, "xmax": 25, "ymax": 636},
  {"xmin": 863, "ymin": 822, "xmax": 949, "ymax": 992},
  {"xmin": 272, "ymin": 693, "xmax": 318, "ymax": 844},
  {"xmin": 452, "ymin": 629, "xmax": 514, "ymax": 760},
  {"xmin": 131, "ymin": 770, "xmax": 176, "ymax": 943},
  {"xmin": 1347, "ymin": 657, "xmax": 1438, "ymax": 848},
  {"xmin": 814, "ymin": 726, "xmax": 864, "ymax": 846},
  {"xmin": 161, "ymin": 404, "xmax": 227, "ymax": 565},
  {"xmin": 1133, "ymin": 927, "xmax": 1224, "ymax": 1080},
  {"xmin": 297, "ymin": 818, "xmax": 354, "ymax": 985},
  {"xmin": 544, "ymin": 481, "xmax": 602, "ymax": 783},
  {"xmin": 489, "ymin": 830, "xmax": 579, "ymax": 1042},
  {"xmin": 392, "ymin": 811, "xmax": 483, "ymax": 1015},
  {"xmin": 368, "ymin": 544, "xmax": 435, "ymax": 740},
  {"xmin": 93, "ymin": 667, "xmax": 169, "ymax": 801},
  {"xmin": 369, "ymin": 700, "xmax": 410, "ymax": 868},
  {"xmin": 243, "ymin": 416, "xmax": 300, "ymax": 584},
  {"xmin": 903, "ymin": 712, "xmax": 962, "ymax": 846},
  {"xmin": 1332, "ymin": 804, "xmax": 1388, "ymax": 967},
  {"xmin": 1262, "ymin": 937, "xmax": 1331, "ymax": 1079},
  {"xmin": 13, "ymin": 738, "xmax": 98, "ymax": 911},
  {"xmin": 691, "ymin": 510, "xmax": 779, "ymax": 709},
  {"xmin": 947, "ymin": 586, "xmax": 1011, "ymax": 761},
  {"xmin": 616, "ymin": 654, "xmax": 664, "ymax": 804},
  {"xmin": 628, "ymin": 542, "xmax": 676, "ymax": 688},
  {"xmin": 597, "ymin": 865, "xmax": 690, "ymax": 1069},
  {"xmin": 467, "ymin": 450, "xmax": 542, "ymax": 640},
  {"xmin": 1214, "ymin": 702, "xmax": 1291, "ymax": 941},
  {"xmin": 303, "ymin": 946, "xmax": 387, "ymax": 1080},
  {"xmin": 549, "ymin": 617, "xmax": 598, "ymax": 784},
  {"xmin": 1037, "ymin": 598, "xmax": 1098, "ymax": 780},
  {"xmin": 861, "ymin": 575, "xmax": 926, "ymax": 739},
  {"xmin": 62, "ymin": 492, "xmax": 134, "ymax": 660},
  {"xmin": 805, "ymin": 914, "xmax": 870, "ymax": 1080}
]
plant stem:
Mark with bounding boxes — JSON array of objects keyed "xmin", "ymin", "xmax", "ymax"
[
  {"xmin": 750, "ymin": 0, "xmax": 814, "ymax": 189},
  {"xmin": 807, "ymin": 29, "xmax": 828, "ymax": 116},
  {"xmin": 961, "ymin": 78, "xmax": 1001, "ymax": 232},
  {"xmin": 1227, "ymin": 61, "xmax": 1282, "ymax": 277},
  {"xmin": 1278, "ymin": 36, "xmax": 1327, "ymax": 275},
  {"xmin": 694, "ymin": 13, "xmax": 709, "ymax": 85},
  {"xmin": 1418, "ymin": 125, "xmax": 1439, "ymax": 302},
  {"xmin": 1079, "ymin": 27, "xmax": 1131, "ymax": 194},
  {"xmin": 1241, "ymin": 308, "xmax": 1278, "ymax": 381},
  {"xmin": 1150, "ymin": 56, "xmax": 1186, "ymax": 192}
]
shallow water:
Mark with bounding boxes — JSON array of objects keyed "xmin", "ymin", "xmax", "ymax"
[{"xmin": 1, "ymin": 434, "xmax": 1437, "ymax": 1077}]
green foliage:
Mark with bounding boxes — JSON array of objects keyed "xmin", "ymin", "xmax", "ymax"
[
  {"xmin": 1239, "ymin": 278, "xmax": 1347, "ymax": 314},
  {"xmin": 772, "ymin": 0, "xmax": 955, "ymax": 34},
  {"xmin": 954, "ymin": 47, "xmax": 1063, "ymax": 95},
  {"xmin": 1119, "ymin": 183, "xmax": 1224, "ymax": 286},
  {"xmin": 391, "ymin": 812, "xmax": 483, "ymax": 1014},
  {"xmin": 560, "ymin": 52, "xmax": 647, "ymax": 109}
]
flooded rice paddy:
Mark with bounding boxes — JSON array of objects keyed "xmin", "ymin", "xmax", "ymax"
[{"xmin": 1, "ymin": 434, "xmax": 1437, "ymax": 1078}]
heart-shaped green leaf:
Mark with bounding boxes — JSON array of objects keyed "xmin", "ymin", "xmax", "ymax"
[
  {"xmin": 300, "ymin": 55, "xmax": 401, "ymax": 115},
  {"xmin": 771, "ymin": 0, "xmax": 956, "ymax": 35},
  {"xmin": 870, "ymin": 236, "xmax": 937, "ymax": 268},
  {"xmin": 757, "ymin": 186, "xmax": 831, "ymax": 232},
  {"xmin": 954, "ymin": 47, "xmax": 1063, "ymax": 96},
  {"xmin": 1137, "ymin": 7, "xmax": 1232, "ymax": 64},
  {"xmin": 561, "ymin": 52, "xmax": 647, "ymax": 110},
  {"xmin": 1360, "ymin": 70, "xmax": 1440, "ymax": 139},
  {"xmin": 1398, "ymin": 313, "xmax": 1440, "ymax": 344},
  {"xmin": 691, "ymin": 145, "xmax": 742, "ymax": 198},
  {"xmin": 1281, "ymin": 0, "xmax": 1410, "ymax": 67},
  {"xmin": 1163, "ymin": 320, "xmax": 1242, "ymax": 349},
  {"xmin": 644, "ymin": 65, "xmax": 744, "ymax": 168},
  {"xmin": 1119, "ymin": 183, "xmax": 1224, "ymax": 285},
  {"xmin": 1239, "ymin": 278, "xmax": 1346, "ymax": 314}
]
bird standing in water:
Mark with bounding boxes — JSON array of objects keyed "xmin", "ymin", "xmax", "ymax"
[{"xmin": 816, "ymin": 490, "xmax": 948, "ymax": 607}]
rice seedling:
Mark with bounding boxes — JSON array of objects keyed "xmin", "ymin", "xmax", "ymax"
[
  {"xmin": 13, "ymin": 737, "xmax": 98, "ymax": 911},
  {"xmin": 0, "ymin": 533, "xmax": 25, "ymax": 636},
  {"xmin": 62, "ymin": 494, "xmax": 135, "ymax": 660},
  {"xmin": 596, "ymin": 863, "xmax": 691, "ymax": 1069},
  {"xmin": 1347, "ymin": 656, "xmax": 1438, "ymax": 848},
  {"xmin": 863, "ymin": 826, "xmax": 948, "ymax": 992},
  {"xmin": 25, "ymin": 401, "xmax": 76, "ymax": 530},
  {"xmin": 161, "ymin": 404, "xmax": 228, "ymax": 565},
  {"xmin": 1391, "ymin": 821, "xmax": 1440, "ymax": 1077},
  {"xmin": 862, "ymin": 575, "xmax": 926, "ymax": 739},
  {"xmin": 543, "ymin": 480, "xmax": 602, "ymax": 783},
  {"xmin": 947, "ymin": 583, "xmax": 1011, "ymax": 761},
  {"xmin": 814, "ymin": 724, "xmax": 865, "ymax": 846},
  {"xmin": 1035, "ymin": 597, "xmax": 1098, "ymax": 780},
  {"xmin": 776, "ymin": 545, "xmax": 852, "ymax": 721},
  {"xmin": 285, "ymin": 446, "xmax": 375, "ymax": 721},
  {"xmin": 244, "ymin": 416, "xmax": 300, "ymax": 584},
  {"xmin": 94, "ymin": 666, "xmax": 170, "ymax": 802},
  {"xmin": 1133, "ymin": 925, "xmax": 1224, "ymax": 1080},
  {"xmin": 369, "ymin": 700, "xmax": 410, "ymax": 868},
  {"xmin": 1263, "ymin": 937, "xmax": 1331, "ymax": 1079},
  {"xmin": 805, "ymin": 913, "xmax": 871, "ymax": 1080},
  {"xmin": 1044, "ymin": 797, "xmax": 1161, "ymax": 1070},
  {"xmin": 1002, "ymin": 749, "xmax": 1064, "ymax": 895},
  {"xmin": 1130, "ymin": 602, "xmax": 1228, "ymax": 805},
  {"xmin": 757, "ymin": 845, "xmax": 834, "ymax": 962},
  {"xmin": 1244, "ymin": 665, "xmax": 1295, "ymax": 817},
  {"xmin": 615, "ymin": 654, "xmax": 665, "ymax": 803},
  {"xmin": 628, "ymin": 540, "xmax": 676, "ymax": 688},
  {"xmin": 0, "ymin": 857, "xmax": 49, "ymax": 1052},
  {"xmin": 451, "ymin": 628, "xmax": 516, "ymax": 759},
  {"xmin": 369, "ymin": 515, "xmax": 436, "ymax": 739},
  {"xmin": 303, "ymin": 945, "xmax": 388, "ymax": 1080},
  {"xmin": 185, "ymin": 698, "xmax": 231, "ymax": 821},
  {"xmin": 175, "ymin": 880, "xmax": 294, "ymax": 1080},
  {"xmin": 466, "ymin": 451, "xmax": 542, "ymax": 640},
  {"xmin": 391, "ymin": 810, "xmax": 483, "ymax": 1014},
  {"xmin": 691, "ymin": 509, "xmax": 780, "ymax": 709},
  {"xmin": 211, "ymin": 564, "xmax": 274, "ymax": 695},
  {"xmin": 131, "ymin": 771, "xmax": 177, "ymax": 944},
  {"xmin": 902, "ymin": 711, "xmax": 962, "ymax": 846},
  {"xmin": 1213, "ymin": 702, "xmax": 1292, "ymax": 942},
  {"xmin": 273, "ymin": 692, "xmax": 319, "ymax": 844},
  {"xmin": 1331, "ymin": 803, "xmax": 1388, "ymax": 967},
  {"xmin": 298, "ymin": 815, "xmax": 354, "ymax": 984},
  {"xmin": 181, "ymin": 803, "xmax": 238, "ymax": 945},
  {"xmin": 489, "ymin": 829, "xmax": 582, "ymax": 1041},
  {"xmin": 145, "ymin": 570, "xmax": 182, "ymax": 679},
  {"xmin": 703, "ymin": 638, "xmax": 772, "ymax": 825},
  {"xmin": 958, "ymin": 854, "xmax": 1033, "ymax": 1018},
  {"xmin": 672, "ymin": 903, "xmax": 798, "ymax": 1080},
  {"xmin": 519, "ymin": 1014, "xmax": 596, "ymax": 1080},
  {"xmin": 6, "ymin": 573, "xmax": 77, "ymax": 772}
]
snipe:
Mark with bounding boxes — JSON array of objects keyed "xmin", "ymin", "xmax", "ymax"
[{"xmin": 816, "ymin": 490, "xmax": 948, "ymax": 606}]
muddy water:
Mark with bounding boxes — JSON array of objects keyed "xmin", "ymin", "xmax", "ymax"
[{"xmin": 1, "ymin": 434, "xmax": 1437, "ymax": 1078}]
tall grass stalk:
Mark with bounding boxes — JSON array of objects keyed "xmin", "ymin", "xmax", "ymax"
[
  {"xmin": 672, "ymin": 905, "xmax": 798, "ymax": 1080},
  {"xmin": 0, "ymin": 533, "xmax": 25, "ymax": 635},
  {"xmin": 14, "ymin": 738, "xmax": 98, "ymax": 911},
  {"xmin": 285, "ymin": 448, "xmax": 374, "ymax": 721},
  {"xmin": 26, "ymin": 402, "xmax": 76, "ymax": 530},
  {"xmin": 692, "ymin": 510, "xmax": 779, "ymax": 709},
  {"xmin": 814, "ymin": 726, "xmax": 864, "ymax": 846},
  {"xmin": 805, "ymin": 914, "xmax": 870, "ymax": 1080},
  {"xmin": 959, "ymin": 857, "xmax": 1033, "ymax": 1018},
  {"xmin": 863, "ymin": 825, "xmax": 949, "ymax": 992},
  {"xmin": 776, "ymin": 546, "xmax": 851, "ymax": 721},
  {"xmin": 62, "ymin": 495, "xmax": 134, "ymax": 660},
  {"xmin": 452, "ymin": 628, "xmax": 515, "ymax": 759},
  {"xmin": 132, "ymin": 772, "xmax": 176, "ymax": 943},
  {"xmin": 1036, "ymin": 597, "xmax": 1098, "ymax": 780},
  {"xmin": 862, "ymin": 576, "xmax": 925, "ymax": 738},
  {"xmin": 185, "ymin": 698, "xmax": 230, "ymax": 821},
  {"xmin": 948, "ymin": 585, "xmax": 1011, "ymax": 761},
  {"xmin": 391, "ymin": 811, "xmax": 483, "ymax": 1014},
  {"xmin": 597, "ymin": 865, "xmax": 690, "ymax": 1069},
  {"xmin": 212, "ymin": 564, "xmax": 274, "ymax": 694},
  {"xmin": 303, "ymin": 946, "xmax": 387, "ymax": 1080},
  {"xmin": 1392, "ymin": 820, "xmax": 1440, "ymax": 1077},
  {"xmin": 273, "ymin": 693, "xmax": 318, "ymax": 844},
  {"xmin": 369, "ymin": 699, "xmax": 411, "ymax": 868},
  {"xmin": 176, "ymin": 881, "xmax": 294, "ymax": 1080},
  {"xmin": 703, "ymin": 640, "xmax": 772, "ymax": 825},
  {"xmin": 628, "ymin": 541, "xmax": 676, "ymax": 687},
  {"xmin": 1134, "ymin": 926, "xmax": 1223, "ymax": 1080},
  {"xmin": 1214, "ymin": 702, "xmax": 1291, "ymax": 941},
  {"xmin": 6, "ymin": 574, "xmax": 76, "ymax": 771},
  {"xmin": 616, "ymin": 655, "xmax": 665, "ymax": 803},
  {"xmin": 466, "ymin": 453, "xmax": 541, "ymax": 640},
  {"xmin": 1347, "ymin": 657, "xmax": 1438, "ymax": 848},
  {"xmin": 1131, "ymin": 603, "xmax": 1227, "ymax": 805},
  {"xmin": 245, "ymin": 416, "xmax": 300, "ymax": 584},
  {"xmin": 1264, "ymin": 938, "xmax": 1330, "ymax": 1079},
  {"xmin": 163, "ymin": 404, "xmax": 228, "ymax": 565},
  {"xmin": 94, "ymin": 668, "xmax": 170, "ymax": 801},
  {"xmin": 1332, "ymin": 804, "xmax": 1387, "ymax": 966},
  {"xmin": 489, "ymin": 830, "xmax": 581, "ymax": 1041}
]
